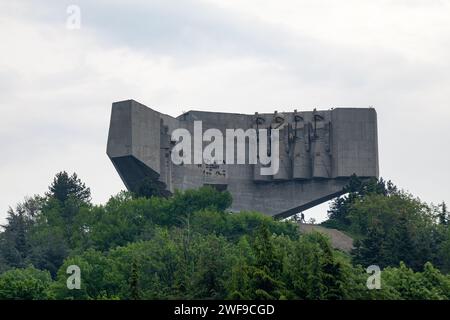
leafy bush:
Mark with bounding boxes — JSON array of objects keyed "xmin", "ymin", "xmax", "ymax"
[{"xmin": 0, "ymin": 266, "xmax": 52, "ymax": 300}]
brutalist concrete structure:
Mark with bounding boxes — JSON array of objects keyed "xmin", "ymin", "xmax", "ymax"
[{"xmin": 107, "ymin": 100, "xmax": 379, "ymax": 219}]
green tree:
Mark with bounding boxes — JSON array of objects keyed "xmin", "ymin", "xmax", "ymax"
[
  {"xmin": 324, "ymin": 175, "xmax": 396, "ymax": 230},
  {"xmin": 0, "ymin": 266, "xmax": 52, "ymax": 300},
  {"xmin": 170, "ymin": 186, "xmax": 232, "ymax": 225},
  {"xmin": 348, "ymin": 192, "xmax": 436, "ymax": 270},
  {"xmin": 2, "ymin": 173, "xmax": 450, "ymax": 301},
  {"xmin": 227, "ymin": 236, "xmax": 254, "ymax": 299},
  {"xmin": 245, "ymin": 224, "xmax": 284, "ymax": 299},
  {"xmin": 132, "ymin": 177, "xmax": 169, "ymax": 199},
  {"xmin": 438, "ymin": 202, "xmax": 448, "ymax": 226},
  {"xmin": 352, "ymin": 224, "xmax": 386, "ymax": 267},
  {"xmin": 129, "ymin": 259, "xmax": 141, "ymax": 300},
  {"xmin": 47, "ymin": 171, "xmax": 91, "ymax": 204},
  {"xmin": 191, "ymin": 234, "xmax": 230, "ymax": 299},
  {"xmin": 0, "ymin": 196, "xmax": 44, "ymax": 269}
]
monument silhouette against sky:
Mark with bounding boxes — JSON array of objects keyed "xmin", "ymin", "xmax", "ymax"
[{"xmin": 107, "ymin": 100, "xmax": 379, "ymax": 219}]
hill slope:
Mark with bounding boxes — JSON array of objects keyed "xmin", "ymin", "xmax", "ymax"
[{"xmin": 298, "ymin": 223, "xmax": 354, "ymax": 253}]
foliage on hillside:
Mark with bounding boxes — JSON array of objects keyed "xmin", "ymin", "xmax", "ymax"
[
  {"xmin": 324, "ymin": 175, "xmax": 450, "ymax": 273},
  {"xmin": 0, "ymin": 172, "xmax": 449, "ymax": 300}
]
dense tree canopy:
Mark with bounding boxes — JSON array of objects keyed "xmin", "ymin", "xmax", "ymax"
[
  {"xmin": 0, "ymin": 172, "xmax": 449, "ymax": 300},
  {"xmin": 323, "ymin": 176, "xmax": 450, "ymax": 273}
]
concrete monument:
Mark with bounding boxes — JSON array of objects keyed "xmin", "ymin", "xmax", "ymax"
[{"xmin": 107, "ymin": 100, "xmax": 378, "ymax": 219}]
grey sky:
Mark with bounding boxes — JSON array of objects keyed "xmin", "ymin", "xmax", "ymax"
[{"xmin": 1, "ymin": 0, "xmax": 449, "ymax": 223}]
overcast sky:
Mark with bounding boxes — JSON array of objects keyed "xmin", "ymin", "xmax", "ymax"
[{"xmin": 1, "ymin": 0, "xmax": 449, "ymax": 223}]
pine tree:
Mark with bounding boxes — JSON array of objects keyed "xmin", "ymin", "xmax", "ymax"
[
  {"xmin": 438, "ymin": 202, "xmax": 448, "ymax": 226},
  {"xmin": 352, "ymin": 224, "xmax": 386, "ymax": 267},
  {"xmin": 129, "ymin": 259, "xmax": 141, "ymax": 300},
  {"xmin": 253, "ymin": 223, "xmax": 278, "ymax": 274},
  {"xmin": 0, "ymin": 209, "xmax": 28, "ymax": 268},
  {"xmin": 394, "ymin": 213, "xmax": 416, "ymax": 267},
  {"xmin": 47, "ymin": 171, "xmax": 91, "ymax": 204},
  {"xmin": 0, "ymin": 197, "xmax": 42, "ymax": 269},
  {"xmin": 248, "ymin": 223, "xmax": 283, "ymax": 299}
]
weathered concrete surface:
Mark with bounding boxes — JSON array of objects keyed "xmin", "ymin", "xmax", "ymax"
[
  {"xmin": 107, "ymin": 100, "xmax": 379, "ymax": 218},
  {"xmin": 298, "ymin": 223, "xmax": 354, "ymax": 253}
]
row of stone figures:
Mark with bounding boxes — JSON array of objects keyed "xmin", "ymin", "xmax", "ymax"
[
  {"xmin": 253, "ymin": 111, "xmax": 332, "ymax": 181},
  {"xmin": 158, "ymin": 111, "xmax": 333, "ymax": 184}
]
